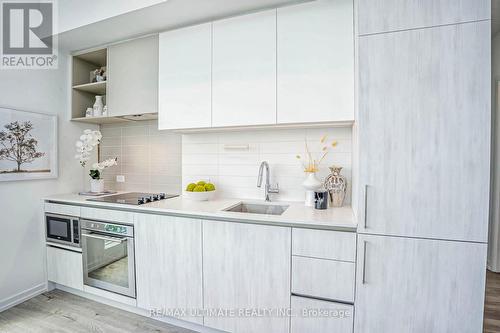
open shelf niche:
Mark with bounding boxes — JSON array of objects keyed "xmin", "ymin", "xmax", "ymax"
[{"xmin": 71, "ymin": 48, "xmax": 108, "ymax": 120}]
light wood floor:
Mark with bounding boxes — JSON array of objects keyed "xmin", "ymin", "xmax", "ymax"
[
  {"xmin": 485, "ymin": 270, "xmax": 500, "ymax": 333},
  {"xmin": 2, "ymin": 276, "xmax": 500, "ymax": 333},
  {"xmin": 0, "ymin": 289, "xmax": 197, "ymax": 333}
]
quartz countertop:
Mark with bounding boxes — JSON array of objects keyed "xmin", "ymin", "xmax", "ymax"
[{"xmin": 44, "ymin": 193, "xmax": 357, "ymax": 231}]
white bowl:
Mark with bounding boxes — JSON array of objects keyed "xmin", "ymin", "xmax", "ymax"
[{"xmin": 183, "ymin": 190, "xmax": 216, "ymax": 201}]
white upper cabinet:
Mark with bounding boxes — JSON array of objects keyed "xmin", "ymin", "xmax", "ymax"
[
  {"xmin": 359, "ymin": 22, "xmax": 490, "ymax": 242},
  {"xmin": 277, "ymin": 0, "xmax": 354, "ymax": 124},
  {"xmin": 107, "ymin": 35, "xmax": 158, "ymax": 117},
  {"xmin": 158, "ymin": 23, "xmax": 212, "ymax": 130},
  {"xmin": 212, "ymin": 10, "xmax": 277, "ymax": 127},
  {"xmin": 157, "ymin": 1, "xmax": 354, "ymax": 130},
  {"xmin": 358, "ymin": 0, "xmax": 490, "ymax": 35},
  {"xmin": 355, "ymin": 234, "xmax": 487, "ymax": 332}
]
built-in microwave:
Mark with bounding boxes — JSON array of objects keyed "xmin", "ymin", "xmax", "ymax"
[{"xmin": 45, "ymin": 213, "xmax": 81, "ymax": 248}]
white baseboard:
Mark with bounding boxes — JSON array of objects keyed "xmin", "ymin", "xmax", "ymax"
[
  {"xmin": 0, "ymin": 282, "xmax": 48, "ymax": 312},
  {"xmin": 54, "ymin": 284, "xmax": 225, "ymax": 333}
]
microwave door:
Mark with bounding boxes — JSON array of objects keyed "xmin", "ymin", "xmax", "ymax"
[{"xmin": 46, "ymin": 215, "xmax": 72, "ymax": 243}]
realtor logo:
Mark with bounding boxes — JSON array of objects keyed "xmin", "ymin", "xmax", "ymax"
[{"xmin": 1, "ymin": 1, "xmax": 57, "ymax": 69}]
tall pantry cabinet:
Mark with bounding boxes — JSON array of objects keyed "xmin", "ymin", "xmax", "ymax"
[{"xmin": 355, "ymin": 1, "xmax": 490, "ymax": 332}]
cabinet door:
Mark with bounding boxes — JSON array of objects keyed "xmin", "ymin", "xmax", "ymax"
[
  {"xmin": 203, "ymin": 220, "xmax": 291, "ymax": 333},
  {"xmin": 291, "ymin": 296, "xmax": 353, "ymax": 333},
  {"xmin": 358, "ymin": 0, "xmax": 490, "ymax": 35},
  {"xmin": 46, "ymin": 246, "xmax": 83, "ymax": 290},
  {"xmin": 277, "ymin": 0, "xmax": 354, "ymax": 124},
  {"xmin": 158, "ymin": 23, "xmax": 212, "ymax": 130},
  {"xmin": 107, "ymin": 35, "xmax": 158, "ymax": 117},
  {"xmin": 212, "ymin": 10, "xmax": 277, "ymax": 127},
  {"xmin": 135, "ymin": 214, "xmax": 203, "ymax": 324},
  {"xmin": 359, "ymin": 22, "xmax": 490, "ymax": 242},
  {"xmin": 355, "ymin": 234, "xmax": 487, "ymax": 333}
]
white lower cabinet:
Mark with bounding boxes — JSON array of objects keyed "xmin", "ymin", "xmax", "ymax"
[
  {"xmin": 291, "ymin": 296, "xmax": 353, "ymax": 333},
  {"xmin": 292, "ymin": 256, "xmax": 355, "ymax": 303},
  {"xmin": 134, "ymin": 214, "xmax": 203, "ymax": 324},
  {"xmin": 202, "ymin": 220, "xmax": 291, "ymax": 333},
  {"xmin": 355, "ymin": 234, "xmax": 487, "ymax": 333},
  {"xmin": 46, "ymin": 246, "xmax": 83, "ymax": 290}
]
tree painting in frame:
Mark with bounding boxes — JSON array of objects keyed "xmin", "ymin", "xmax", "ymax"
[{"xmin": 0, "ymin": 108, "xmax": 57, "ymax": 181}]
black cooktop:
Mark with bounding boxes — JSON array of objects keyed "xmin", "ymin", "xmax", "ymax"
[{"xmin": 87, "ymin": 192, "xmax": 179, "ymax": 205}]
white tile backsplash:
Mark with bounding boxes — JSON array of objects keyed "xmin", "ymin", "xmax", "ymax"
[
  {"xmin": 182, "ymin": 127, "xmax": 353, "ymax": 202},
  {"xmin": 99, "ymin": 120, "xmax": 182, "ymax": 194},
  {"xmin": 101, "ymin": 122, "xmax": 352, "ymax": 202}
]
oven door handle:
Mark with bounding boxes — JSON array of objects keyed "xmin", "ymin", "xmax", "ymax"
[{"xmin": 82, "ymin": 233, "xmax": 127, "ymax": 243}]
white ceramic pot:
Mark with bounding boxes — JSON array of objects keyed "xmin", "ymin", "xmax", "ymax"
[
  {"xmin": 303, "ymin": 172, "xmax": 322, "ymax": 190},
  {"xmin": 90, "ymin": 179, "xmax": 104, "ymax": 193},
  {"xmin": 303, "ymin": 172, "xmax": 322, "ymax": 207},
  {"xmin": 93, "ymin": 96, "xmax": 104, "ymax": 117}
]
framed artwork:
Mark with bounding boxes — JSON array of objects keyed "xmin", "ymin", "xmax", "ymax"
[{"xmin": 0, "ymin": 107, "xmax": 57, "ymax": 181}]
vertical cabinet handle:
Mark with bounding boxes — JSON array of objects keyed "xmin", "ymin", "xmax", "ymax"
[
  {"xmin": 362, "ymin": 240, "xmax": 368, "ymax": 284},
  {"xmin": 364, "ymin": 184, "xmax": 369, "ymax": 229}
]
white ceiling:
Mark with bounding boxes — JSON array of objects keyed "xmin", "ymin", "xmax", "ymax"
[
  {"xmin": 58, "ymin": 0, "xmax": 308, "ymax": 52},
  {"xmin": 57, "ymin": 0, "xmax": 167, "ymax": 34},
  {"xmin": 493, "ymin": 0, "xmax": 500, "ymax": 37}
]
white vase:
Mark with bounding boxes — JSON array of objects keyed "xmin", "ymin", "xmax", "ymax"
[
  {"xmin": 303, "ymin": 172, "xmax": 322, "ymax": 207},
  {"xmin": 90, "ymin": 179, "xmax": 104, "ymax": 193},
  {"xmin": 93, "ymin": 96, "xmax": 104, "ymax": 117}
]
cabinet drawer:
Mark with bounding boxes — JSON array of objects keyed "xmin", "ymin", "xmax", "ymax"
[
  {"xmin": 292, "ymin": 228, "xmax": 356, "ymax": 262},
  {"xmin": 292, "ymin": 256, "xmax": 355, "ymax": 303},
  {"xmin": 81, "ymin": 207, "xmax": 134, "ymax": 224},
  {"xmin": 291, "ymin": 296, "xmax": 353, "ymax": 333},
  {"xmin": 46, "ymin": 245, "xmax": 83, "ymax": 290},
  {"xmin": 45, "ymin": 203, "xmax": 81, "ymax": 217}
]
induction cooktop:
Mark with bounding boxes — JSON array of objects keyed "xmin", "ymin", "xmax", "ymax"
[{"xmin": 87, "ymin": 192, "xmax": 178, "ymax": 205}]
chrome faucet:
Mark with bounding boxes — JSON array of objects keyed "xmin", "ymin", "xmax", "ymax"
[{"xmin": 257, "ymin": 161, "xmax": 279, "ymax": 202}]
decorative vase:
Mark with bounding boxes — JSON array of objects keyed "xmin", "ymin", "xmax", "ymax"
[
  {"xmin": 303, "ymin": 172, "xmax": 322, "ymax": 207},
  {"xmin": 93, "ymin": 96, "xmax": 104, "ymax": 117},
  {"xmin": 324, "ymin": 166, "xmax": 347, "ymax": 207},
  {"xmin": 90, "ymin": 179, "xmax": 104, "ymax": 193}
]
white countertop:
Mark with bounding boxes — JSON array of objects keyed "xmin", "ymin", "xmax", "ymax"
[{"xmin": 44, "ymin": 193, "xmax": 357, "ymax": 231}]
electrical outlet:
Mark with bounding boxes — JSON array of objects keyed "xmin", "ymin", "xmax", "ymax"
[{"xmin": 116, "ymin": 175, "xmax": 125, "ymax": 183}]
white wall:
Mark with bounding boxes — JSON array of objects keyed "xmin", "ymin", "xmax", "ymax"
[
  {"xmin": 57, "ymin": 0, "xmax": 167, "ymax": 33},
  {"xmin": 0, "ymin": 52, "xmax": 96, "ymax": 311},
  {"xmin": 181, "ymin": 127, "xmax": 352, "ymax": 202},
  {"xmin": 489, "ymin": 33, "xmax": 500, "ymax": 272}
]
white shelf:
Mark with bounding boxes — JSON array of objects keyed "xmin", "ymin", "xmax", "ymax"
[
  {"xmin": 72, "ymin": 81, "xmax": 106, "ymax": 95},
  {"xmin": 71, "ymin": 113, "xmax": 158, "ymax": 125},
  {"xmin": 71, "ymin": 116, "xmax": 128, "ymax": 124}
]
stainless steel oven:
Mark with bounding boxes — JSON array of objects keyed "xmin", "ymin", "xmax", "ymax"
[
  {"xmin": 45, "ymin": 214, "xmax": 80, "ymax": 248},
  {"xmin": 81, "ymin": 220, "xmax": 136, "ymax": 298}
]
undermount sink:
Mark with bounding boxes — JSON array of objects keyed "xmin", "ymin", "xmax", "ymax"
[{"xmin": 223, "ymin": 202, "xmax": 289, "ymax": 216}]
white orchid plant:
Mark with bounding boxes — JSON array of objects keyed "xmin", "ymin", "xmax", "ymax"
[
  {"xmin": 75, "ymin": 129, "xmax": 117, "ymax": 180},
  {"xmin": 89, "ymin": 158, "xmax": 118, "ymax": 180}
]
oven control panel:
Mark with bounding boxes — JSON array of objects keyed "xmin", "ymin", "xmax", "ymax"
[
  {"xmin": 82, "ymin": 220, "xmax": 134, "ymax": 237},
  {"xmin": 105, "ymin": 224, "xmax": 127, "ymax": 234}
]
